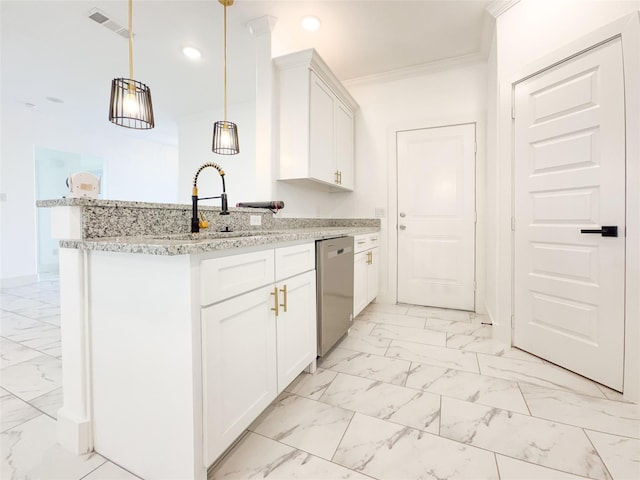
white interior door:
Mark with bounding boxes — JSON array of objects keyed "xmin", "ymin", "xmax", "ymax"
[
  {"xmin": 514, "ymin": 38, "xmax": 625, "ymax": 390},
  {"xmin": 397, "ymin": 124, "xmax": 476, "ymax": 310}
]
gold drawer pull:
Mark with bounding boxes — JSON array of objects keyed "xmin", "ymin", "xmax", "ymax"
[
  {"xmin": 279, "ymin": 284, "xmax": 288, "ymax": 313},
  {"xmin": 271, "ymin": 287, "xmax": 279, "ymax": 317}
]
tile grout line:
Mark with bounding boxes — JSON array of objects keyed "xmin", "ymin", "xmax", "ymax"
[
  {"xmin": 516, "ymin": 382, "xmax": 533, "ymax": 417},
  {"xmin": 76, "ymin": 458, "xmax": 113, "ymax": 480},
  {"xmin": 438, "ymin": 408, "xmax": 612, "ymax": 479},
  {"xmin": 0, "ymin": 344, "xmax": 62, "ymax": 366},
  {"xmin": 582, "ymin": 426, "xmax": 637, "ymax": 479},
  {"xmin": 495, "ymin": 451, "xmax": 605, "ymax": 480},
  {"xmin": 493, "ymin": 452, "xmax": 502, "ymax": 480}
]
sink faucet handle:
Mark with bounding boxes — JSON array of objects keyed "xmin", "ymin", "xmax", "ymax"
[{"xmin": 198, "ymin": 212, "xmax": 209, "ymax": 229}]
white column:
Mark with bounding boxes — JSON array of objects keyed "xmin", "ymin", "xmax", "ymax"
[
  {"xmin": 50, "ymin": 206, "xmax": 93, "ymax": 454},
  {"xmin": 248, "ymin": 16, "xmax": 277, "ymax": 201}
]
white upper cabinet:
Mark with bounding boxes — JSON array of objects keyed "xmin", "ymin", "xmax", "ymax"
[{"xmin": 275, "ymin": 49, "xmax": 358, "ymax": 192}]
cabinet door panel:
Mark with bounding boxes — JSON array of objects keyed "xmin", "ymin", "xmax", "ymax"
[
  {"xmin": 353, "ymin": 251, "xmax": 368, "ymax": 317},
  {"xmin": 202, "ymin": 287, "xmax": 277, "ymax": 466},
  {"xmin": 335, "ymin": 100, "xmax": 354, "ymax": 190},
  {"xmin": 276, "ymin": 271, "xmax": 317, "ymax": 392},
  {"xmin": 367, "ymin": 248, "xmax": 380, "ymax": 304},
  {"xmin": 309, "ymin": 72, "xmax": 336, "ymax": 185}
]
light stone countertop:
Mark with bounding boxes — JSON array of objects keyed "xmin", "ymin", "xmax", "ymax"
[
  {"xmin": 39, "ymin": 197, "xmax": 380, "ymax": 255},
  {"xmin": 60, "ymin": 226, "xmax": 380, "ymax": 256}
]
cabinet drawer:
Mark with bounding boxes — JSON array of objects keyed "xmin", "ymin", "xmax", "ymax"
[
  {"xmin": 367, "ymin": 233, "xmax": 380, "ymax": 249},
  {"xmin": 354, "ymin": 235, "xmax": 369, "ymax": 253},
  {"xmin": 201, "ymin": 250, "xmax": 275, "ymax": 305},
  {"xmin": 354, "ymin": 233, "xmax": 379, "ymax": 253},
  {"xmin": 275, "ymin": 243, "xmax": 315, "ymax": 281}
]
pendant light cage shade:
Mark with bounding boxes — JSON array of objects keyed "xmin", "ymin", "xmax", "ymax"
[
  {"xmin": 109, "ymin": 78, "xmax": 155, "ymax": 130},
  {"xmin": 212, "ymin": 120, "xmax": 239, "ymax": 155},
  {"xmin": 212, "ymin": 0, "xmax": 239, "ymax": 155}
]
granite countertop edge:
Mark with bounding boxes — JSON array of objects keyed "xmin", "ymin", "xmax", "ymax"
[
  {"xmin": 36, "ymin": 198, "xmax": 271, "ymax": 214},
  {"xmin": 59, "ymin": 226, "xmax": 380, "ymax": 256}
]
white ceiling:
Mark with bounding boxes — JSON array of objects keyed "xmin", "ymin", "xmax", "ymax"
[{"xmin": 1, "ymin": 0, "xmax": 496, "ymax": 144}]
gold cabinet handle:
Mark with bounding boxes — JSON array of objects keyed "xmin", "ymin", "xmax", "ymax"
[
  {"xmin": 279, "ymin": 284, "xmax": 288, "ymax": 313},
  {"xmin": 335, "ymin": 170, "xmax": 340, "ymax": 184},
  {"xmin": 271, "ymin": 287, "xmax": 279, "ymax": 317},
  {"xmin": 366, "ymin": 251, "xmax": 371, "ymax": 265},
  {"xmin": 338, "ymin": 171, "xmax": 342, "ymax": 185}
]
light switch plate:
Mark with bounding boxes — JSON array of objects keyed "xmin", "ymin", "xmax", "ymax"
[
  {"xmin": 250, "ymin": 215, "xmax": 262, "ymax": 226},
  {"xmin": 374, "ymin": 207, "xmax": 385, "ymax": 218}
]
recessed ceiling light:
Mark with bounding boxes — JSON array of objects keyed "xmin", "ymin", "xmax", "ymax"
[
  {"xmin": 182, "ymin": 46, "xmax": 202, "ymax": 60},
  {"xmin": 46, "ymin": 96, "xmax": 64, "ymax": 104},
  {"xmin": 301, "ymin": 16, "xmax": 321, "ymax": 32}
]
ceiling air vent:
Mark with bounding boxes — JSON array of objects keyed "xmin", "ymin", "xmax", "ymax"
[{"xmin": 88, "ymin": 8, "xmax": 132, "ymax": 39}]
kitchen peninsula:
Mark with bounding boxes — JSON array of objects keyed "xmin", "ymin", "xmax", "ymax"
[{"xmin": 38, "ymin": 198, "xmax": 379, "ymax": 480}]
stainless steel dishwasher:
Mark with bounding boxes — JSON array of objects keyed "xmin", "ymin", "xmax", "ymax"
[{"xmin": 316, "ymin": 236, "xmax": 354, "ymax": 356}]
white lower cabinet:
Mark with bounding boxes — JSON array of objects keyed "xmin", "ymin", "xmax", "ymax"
[
  {"xmin": 202, "ymin": 287, "xmax": 277, "ymax": 466},
  {"xmin": 353, "ymin": 250, "xmax": 369, "ymax": 316},
  {"xmin": 353, "ymin": 234, "xmax": 380, "ymax": 317},
  {"xmin": 201, "ymin": 243, "xmax": 317, "ymax": 466},
  {"xmin": 367, "ymin": 248, "xmax": 379, "ymax": 304},
  {"xmin": 275, "ymin": 270, "xmax": 317, "ymax": 392}
]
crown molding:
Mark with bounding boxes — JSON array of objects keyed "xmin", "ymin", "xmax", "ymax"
[
  {"xmin": 247, "ymin": 15, "xmax": 277, "ymax": 36},
  {"xmin": 343, "ymin": 52, "xmax": 486, "ymax": 88},
  {"xmin": 274, "ymin": 49, "xmax": 359, "ymax": 110},
  {"xmin": 486, "ymin": 0, "xmax": 522, "ymax": 18}
]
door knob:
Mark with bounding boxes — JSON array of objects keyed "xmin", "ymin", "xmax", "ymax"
[
  {"xmin": 580, "ymin": 226, "xmax": 618, "ymax": 237},
  {"xmin": 399, "ymin": 212, "xmax": 406, "ymax": 218},
  {"xmin": 399, "ymin": 225, "xmax": 407, "ymax": 230}
]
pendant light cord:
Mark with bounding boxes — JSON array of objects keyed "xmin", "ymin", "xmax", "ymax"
[
  {"xmin": 223, "ymin": 2, "xmax": 228, "ymax": 122},
  {"xmin": 128, "ymin": 0, "xmax": 134, "ymax": 90}
]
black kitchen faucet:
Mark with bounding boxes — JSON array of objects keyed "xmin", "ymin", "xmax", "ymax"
[{"xmin": 191, "ymin": 162, "xmax": 229, "ymax": 233}]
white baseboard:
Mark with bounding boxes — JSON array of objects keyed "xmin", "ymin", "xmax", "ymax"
[{"xmin": 57, "ymin": 408, "xmax": 93, "ymax": 455}]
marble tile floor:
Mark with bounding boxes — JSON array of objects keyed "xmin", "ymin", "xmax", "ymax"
[
  {"xmin": 2, "ymin": 278, "xmax": 639, "ymax": 480},
  {"xmin": 1, "ymin": 276, "xmax": 141, "ymax": 479},
  {"xmin": 214, "ymin": 304, "xmax": 640, "ymax": 480}
]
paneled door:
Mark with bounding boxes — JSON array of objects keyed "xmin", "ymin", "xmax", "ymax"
[
  {"xmin": 397, "ymin": 124, "xmax": 476, "ymax": 310},
  {"xmin": 514, "ymin": 38, "xmax": 625, "ymax": 390}
]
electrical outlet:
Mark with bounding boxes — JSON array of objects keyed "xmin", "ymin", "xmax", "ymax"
[
  {"xmin": 374, "ymin": 207, "xmax": 385, "ymax": 218},
  {"xmin": 250, "ymin": 215, "xmax": 262, "ymax": 226},
  {"xmin": 0, "ymin": 193, "xmax": 7, "ymax": 202}
]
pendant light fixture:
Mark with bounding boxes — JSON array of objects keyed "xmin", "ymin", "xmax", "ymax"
[
  {"xmin": 212, "ymin": 0, "xmax": 239, "ymax": 155},
  {"xmin": 108, "ymin": 0, "xmax": 154, "ymax": 129}
]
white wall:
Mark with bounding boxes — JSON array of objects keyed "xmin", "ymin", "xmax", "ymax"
[
  {"xmin": 177, "ymin": 102, "xmax": 256, "ymax": 209},
  {"xmin": 182, "ymin": 58, "xmax": 489, "ymax": 308},
  {"xmin": 486, "ymin": 0, "xmax": 640, "ymax": 341},
  {"xmin": 0, "ymin": 103, "xmax": 179, "ymax": 284},
  {"xmin": 484, "ymin": 28, "xmax": 499, "ymax": 323},
  {"xmin": 345, "ymin": 61, "xmax": 488, "ymax": 304}
]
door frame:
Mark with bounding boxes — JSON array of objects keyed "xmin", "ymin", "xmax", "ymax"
[
  {"xmin": 496, "ymin": 13, "xmax": 640, "ymax": 401},
  {"xmin": 387, "ymin": 118, "xmax": 486, "ymax": 313}
]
